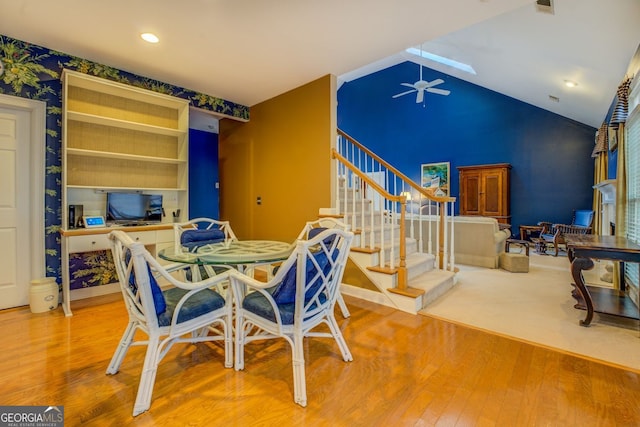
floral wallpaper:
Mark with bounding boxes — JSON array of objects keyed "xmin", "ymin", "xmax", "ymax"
[
  {"xmin": 69, "ymin": 251, "xmax": 117, "ymax": 290},
  {"xmin": 0, "ymin": 34, "xmax": 250, "ymax": 284}
]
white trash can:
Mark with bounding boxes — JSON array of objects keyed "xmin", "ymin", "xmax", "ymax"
[{"xmin": 30, "ymin": 277, "xmax": 59, "ymax": 313}]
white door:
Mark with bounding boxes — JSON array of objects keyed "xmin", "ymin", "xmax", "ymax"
[{"xmin": 0, "ymin": 98, "xmax": 44, "ymax": 309}]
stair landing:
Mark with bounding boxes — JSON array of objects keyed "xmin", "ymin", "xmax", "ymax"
[{"xmin": 341, "ymin": 272, "xmax": 456, "ymax": 314}]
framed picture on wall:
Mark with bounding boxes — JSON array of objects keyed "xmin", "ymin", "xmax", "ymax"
[{"xmin": 421, "ymin": 162, "xmax": 450, "ymax": 196}]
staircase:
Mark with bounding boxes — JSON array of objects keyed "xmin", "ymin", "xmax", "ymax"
[{"xmin": 323, "ymin": 130, "xmax": 458, "ymax": 314}]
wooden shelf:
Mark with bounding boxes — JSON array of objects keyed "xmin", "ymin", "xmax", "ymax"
[
  {"xmin": 67, "ymin": 111, "xmax": 185, "ymax": 137},
  {"xmin": 66, "ymin": 148, "xmax": 186, "ymax": 165},
  {"xmin": 67, "ymin": 185, "xmax": 188, "ymax": 192},
  {"xmin": 573, "ymin": 285, "xmax": 640, "ymax": 320},
  {"xmin": 66, "ymin": 154, "xmax": 185, "ymax": 189}
]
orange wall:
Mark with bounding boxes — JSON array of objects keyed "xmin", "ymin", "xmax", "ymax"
[{"xmin": 218, "ymin": 75, "xmax": 336, "ymax": 242}]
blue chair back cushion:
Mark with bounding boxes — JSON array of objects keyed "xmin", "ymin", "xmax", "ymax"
[
  {"xmin": 574, "ymin": 210, "xmax": 594, "ymax": 227},
  {"xmin": 126, "ymin": 250, "xmax": 167, "ymax": 316},
  {"xmin": 181, "ymin": 229, "xmax": 225, "ymax": 251},
  {"xmin": 242, "ymin": 289, "xmax": 326, "ymax": 325},
  {"xmin": 158, "ymin": 287, "xmax": 225, "ymax": 327},
  {"xmin": 307, "ymin": 227, "xmax": 337, "ymax": 246},
  {"xmin": 271, "ymin": 248, "xmax": 338, "ymax": 304},
  {"xmin": 307, "ymin": 227, "xmax": 327, "ymax": 239}
]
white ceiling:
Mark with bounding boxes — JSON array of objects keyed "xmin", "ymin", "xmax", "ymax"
[
  {"xmin": 340, "ymin": 0, "xmax": 640, "ymax": 128},
  {"xmin": 1, "ymin": 0, "xmax": 638, "ymax": 129}
]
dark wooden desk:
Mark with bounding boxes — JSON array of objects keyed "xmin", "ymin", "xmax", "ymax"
[{"xmin": 566, "ymin": 235, "xmax": 640, "ymax": 327}]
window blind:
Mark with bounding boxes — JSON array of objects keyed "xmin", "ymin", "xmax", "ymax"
[{"xmin": 625, "ymin": 103, "xmax": 640, "ymax": 293}]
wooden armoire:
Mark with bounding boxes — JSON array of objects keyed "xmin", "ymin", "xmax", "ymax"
[{"xmin": 457, "ymin": 163, "xmax": 511, "ymax": 224}]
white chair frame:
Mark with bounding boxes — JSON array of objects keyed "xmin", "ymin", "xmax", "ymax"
[
  {"xmin": 173, "ymin": 217, "xmax": 238, "ymax": 282},
  {"xmin": 230, "ymin": 228, "xmax": 354, "ymax": 407},
  {"xmin": 107, "ymin": 230, "xmax": 233, "ymax": 416},
  {"xmin": 296, "ymin": 217, "xmax": 352, "ymax": 318}
]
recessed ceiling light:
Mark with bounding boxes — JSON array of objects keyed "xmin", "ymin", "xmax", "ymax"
[
  {"xmin": 140, "ymin": 33, "xmax": 159, "ymax": 43},
  {"xmin": 564, "ymin": 80, "xmax": 578, "ymax": 88}
]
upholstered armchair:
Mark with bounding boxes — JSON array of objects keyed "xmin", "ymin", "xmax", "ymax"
[{"xmin": 538, "ymin": 209, "xmax": 594, "ymax": 256}]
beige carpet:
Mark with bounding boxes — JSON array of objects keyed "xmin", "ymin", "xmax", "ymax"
[{"xmin": 420, "ymin": 249, "xmax": 640, "ymax": 372}]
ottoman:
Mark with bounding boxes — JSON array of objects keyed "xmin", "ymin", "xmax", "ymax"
[{"xmin": 499, "ymin": 252, "xmax": 529, "ymax": 273}]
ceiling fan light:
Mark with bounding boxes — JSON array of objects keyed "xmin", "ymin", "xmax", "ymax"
[{"xmin": 564, "ymin": 79, "xmax": 578, "ymax": 88}]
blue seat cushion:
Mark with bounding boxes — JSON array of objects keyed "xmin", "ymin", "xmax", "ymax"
[
  {"xmin": 181, "ymin": 229, "xmax": 225, "ymax": 251},
  {"xmin": 126, "ymin": 250, "xmax": 167, "ymax": 316},
  {"xmin": 157, "ymin": 287, "xmax": 225, "ymax": 327},
  {"xmin": 271, "ymin": 248, "xmax": 338, "ymax": 304},
  {"xmin": 242, "ymin": 288, "xmax": 326, "ymax": 325}
]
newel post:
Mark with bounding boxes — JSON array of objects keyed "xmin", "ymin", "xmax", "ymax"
[{"xmin": 438, "ymin": 201, "xmax": 445, "ymax": 270}]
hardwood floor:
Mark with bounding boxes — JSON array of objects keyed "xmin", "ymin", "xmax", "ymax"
[{"xmin": 3, "ymin": 294, "xmax": 640, "ymax": 426}]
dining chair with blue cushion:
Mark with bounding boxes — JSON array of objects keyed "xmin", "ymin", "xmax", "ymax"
[
  {"xmin": 174, "ymin": 217, "xmax": 237, "ymax": 252},
  {"xmin": 174, "ymin": 217, "xmax": 238, "ymax": 282},
  {"xmin": 107, "ymin": 230, "xmax": 233, "ymax": 416},
  {"xmin": 296, "ymin": 217, "xmax": 352, "ymax": 318},
  {"xmin": 229, "ymin": 227, "xmax": 354, "ymax": 407}
]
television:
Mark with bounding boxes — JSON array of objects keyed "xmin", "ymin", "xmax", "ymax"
[{"xmin": 106, "ymin": 192, "xmax": 163, "ymax": 225}]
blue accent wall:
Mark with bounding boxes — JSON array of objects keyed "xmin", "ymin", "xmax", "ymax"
[
  {"xmin": 338, "ymin": 62, "xmax": 597, "ymax": 235},
  {"xmin": 189, "ymin": 129, "xmax": 219, "ymax": 219}
]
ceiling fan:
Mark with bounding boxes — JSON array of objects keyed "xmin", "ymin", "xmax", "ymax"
[{"xmin": 392, "ymin": 63, "xmax": 451, "ymax": 104}]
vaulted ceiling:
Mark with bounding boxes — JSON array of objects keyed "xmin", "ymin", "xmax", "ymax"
[{"xmin": 1, "ymin": 0, "xmax": 638, "ymax": 128}]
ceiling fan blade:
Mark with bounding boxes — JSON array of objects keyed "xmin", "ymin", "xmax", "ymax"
[
  {"xmin": 426, "ymin": 79, "xmax": 444, "ymax": 87},
  {"xmin": 427, "ymin": 88, "xmax": 451, "ymax": 96},
  {"xmin": 415, "ymin": 89, "xmax": 424, "ymax": 103},
  {"xmin": 392, "ymin": 89, "xmax": 417, "ymax": 98},
  {"xmin": 400, "ymin": 82, "xmax": 415, "ymax": 88}
]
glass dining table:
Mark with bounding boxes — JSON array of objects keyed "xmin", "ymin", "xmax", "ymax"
[{"xmin": 158, "ymin": 239, "xmax": 295, "ymax": 276}]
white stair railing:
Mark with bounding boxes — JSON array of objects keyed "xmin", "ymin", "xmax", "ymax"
[{"xmin": 333, "ymin": 129, "xmax": 457, "ymax": 275}]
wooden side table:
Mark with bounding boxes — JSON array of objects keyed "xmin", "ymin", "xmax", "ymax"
[
  {"xmin": 519, "ymin": 224, "xmax": 543, "ymax": 241},
  {"xmin": 565, "ymin": 234, "xmax": 640, "ymax": 327}
]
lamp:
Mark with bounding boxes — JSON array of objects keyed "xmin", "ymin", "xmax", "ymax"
[{"xmin": 401, "ymin": 191, "xmax": 412, "ymax": 201}]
